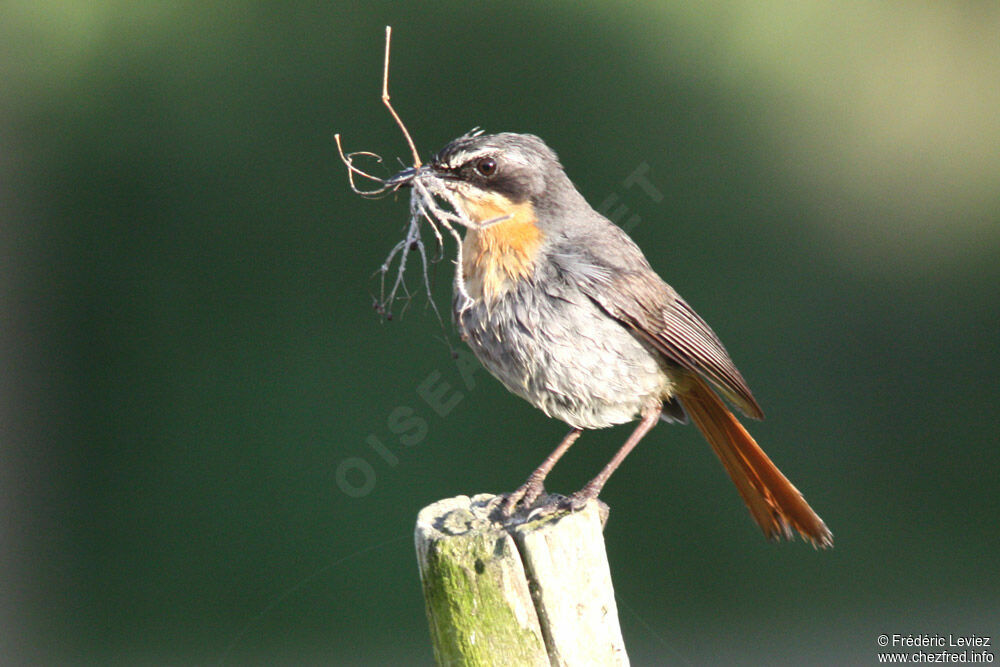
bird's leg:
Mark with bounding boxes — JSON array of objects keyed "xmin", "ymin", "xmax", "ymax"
[
  {"xmin": 561, "ymin": 405, "xmax": 662, "ymax": 512},
  {"xmin": 499, "ymin": 427, "xmax": 583, "ymax": 517}
]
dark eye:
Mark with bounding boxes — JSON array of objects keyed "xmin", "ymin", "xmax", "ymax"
[{"xmin": 475, "ymin": 157, "xmax": 497, "ymax": 177}]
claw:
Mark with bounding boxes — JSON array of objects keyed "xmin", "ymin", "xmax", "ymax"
[
  {"xmin": 557, "ymin": 491, "xmax": 592, "ymax": 513},
  {"xmin": 497, "ymin": 480, "xmax": 547, "ymax": 519}
]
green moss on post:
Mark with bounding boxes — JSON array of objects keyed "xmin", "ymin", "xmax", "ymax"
[{"xmin": 416, "ymin": 495, "xmax": 548, "ymax": 666}]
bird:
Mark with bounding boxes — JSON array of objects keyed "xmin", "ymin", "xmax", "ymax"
[{"xmin": 391, "ymin": 131, "xmax": 832, "ymax": 547}]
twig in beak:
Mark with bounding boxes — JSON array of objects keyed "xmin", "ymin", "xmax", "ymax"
[
  {"xmin": 336, "ymin": 27, "xmax": 482, "ymax": 329},
  {"xmin": 382, "ymin": 26, "xmax": 421, "ymax": 169}
]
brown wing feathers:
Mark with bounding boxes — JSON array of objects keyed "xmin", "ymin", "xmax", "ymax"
[
  {"xmin": 582, "ymin": 267, "xmax": 831, "ymax": 546},
  {"xmin": 586, "ymin": 270, "xmax": 763, "ymax": 419},
  {"xmin": 646, "ymin": 295, "xmax": 763, "ymax": 419}
]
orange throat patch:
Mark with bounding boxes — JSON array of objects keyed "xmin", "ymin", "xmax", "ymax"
[{"xmin": 459, "ymin": 194, "xmax": 543, "ymax": 304}]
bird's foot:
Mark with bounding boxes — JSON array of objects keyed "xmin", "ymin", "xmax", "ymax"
[
  {"xmin": 518, "ymin": 488, "xmax": 609, "ymax": 525},
  {"xmin": 555, "ymin": 489, "xmax": 594, "ymax": 513},
  {"xmin": 496, "ymin": 478, "xmax": 547, "ymax": 519},
  {"xmin": 492, "ymin": 480, "xmax": 609, "ymax": 525}
]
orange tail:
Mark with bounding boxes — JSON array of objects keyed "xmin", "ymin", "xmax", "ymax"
[{"xmin": 678, "ymin": 376, "xmax": 833, "ymax": 548}]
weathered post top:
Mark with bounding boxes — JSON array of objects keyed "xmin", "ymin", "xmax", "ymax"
[{"xmin": 415, "ymin": 494, "xmax": 629, "ymax": 666}]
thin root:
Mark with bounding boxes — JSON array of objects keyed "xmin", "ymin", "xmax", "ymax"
[{"xmin": 334, "ymin": 134, "xmax": 392, "ymax": 197}]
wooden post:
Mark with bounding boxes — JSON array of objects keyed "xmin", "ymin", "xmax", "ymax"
[{"xmin": 414, "ymin": 494, "xmax": 629, "ymax": 666}]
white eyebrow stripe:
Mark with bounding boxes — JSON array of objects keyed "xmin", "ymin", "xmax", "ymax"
[{"xmin": 443, "ymin": 147, "xmax": 493, "ymax": 169}]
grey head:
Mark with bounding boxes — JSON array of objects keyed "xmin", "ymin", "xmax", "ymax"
[
  {"xmin": 388, "ymin": 130, "xmax": 586, "ymax": 217},
  {"xmin": 430, "ymin": 130, "xmax": 566, "ymax": 201}
]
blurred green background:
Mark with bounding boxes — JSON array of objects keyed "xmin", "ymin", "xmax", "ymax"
[{"xmin": 3, "ymin": 2, "xmax": 998, "ymax": 664}]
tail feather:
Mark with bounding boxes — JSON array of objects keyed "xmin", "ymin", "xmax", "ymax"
[{"xmin": 678, "ymin": 375, "xmax": 833, "ymax": 548}]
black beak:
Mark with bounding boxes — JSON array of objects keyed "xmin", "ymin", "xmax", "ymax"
[
  {"xmin": 386, "ymin": 163, "xmax": 460, "ymax": 190},
  {"xmin": 386, "ymin": 166, "xmax": 418, "ymax": 189}
]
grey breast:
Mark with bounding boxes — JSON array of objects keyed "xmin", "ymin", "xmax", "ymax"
[{"xmin": 454, "ymin": 259, "xmax": 672, "ymax": 430}]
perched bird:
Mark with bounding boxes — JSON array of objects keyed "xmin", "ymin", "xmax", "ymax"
[{"xmin": 391, "ymin": 131, "xmax": 831, "ymax": 547}]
